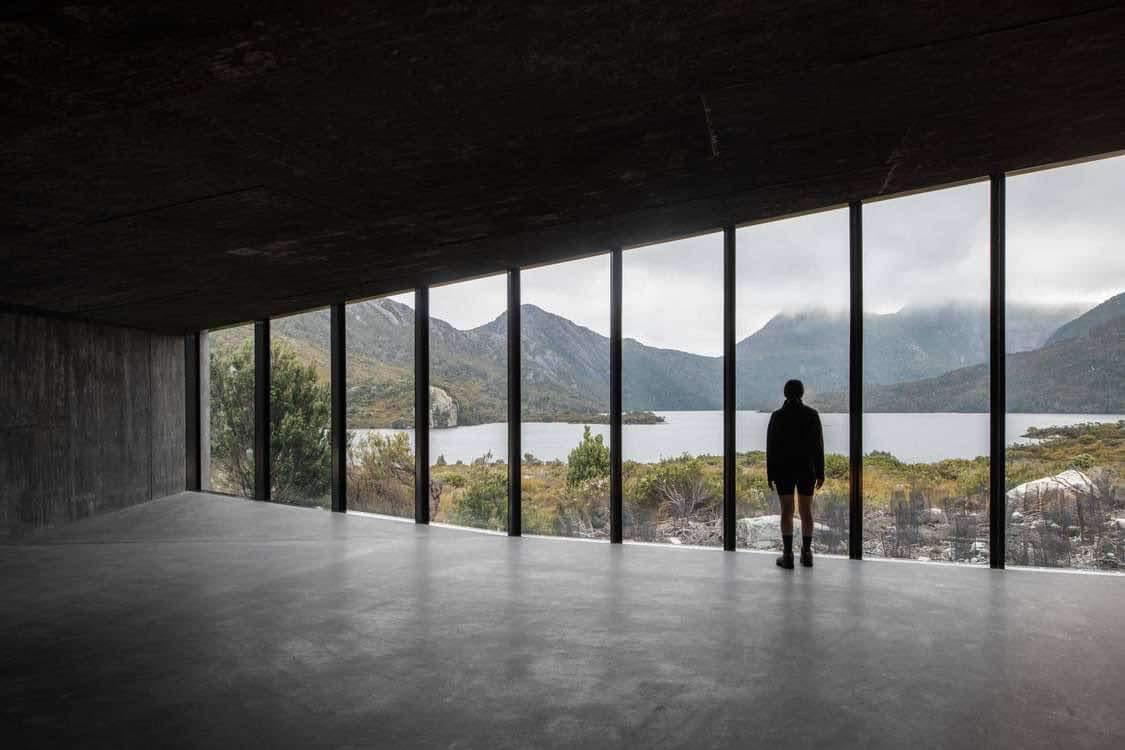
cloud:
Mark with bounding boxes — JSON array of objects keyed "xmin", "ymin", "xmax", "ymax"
[
  {"xmin": 1006, "ymin": 156, "xmax": 1125, "ymax": 305},
  {"xmin": 623, "ymin": 232, "xmax": 725, "ymax": 355},
  {"xmin": 736, "ymin": 208, "xmax": 850, "ymax": 337},
  {"xmin": 388, "ymin": 155, "xmax": 1125, "ymax": 354}
]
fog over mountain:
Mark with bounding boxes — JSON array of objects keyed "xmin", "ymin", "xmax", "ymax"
[
  {"xmin": 819, "ymin": 308, "xmax": 1125, "ymax": 413},
  {"xmin": 255, "ymin": 292, "xmax": 1117, "ymax": 427}
]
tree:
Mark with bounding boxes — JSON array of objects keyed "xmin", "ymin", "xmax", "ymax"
[
  {"xmin": 209, "ymin": 340, "xmax": 255, "ymax": 496},
  {"xmin": 209, "ymin": 340, "xmax": 332, "ymax": 505},
  {"xmin": 567, "ymin": 426, "xmax": 609, "ymax": 487}
]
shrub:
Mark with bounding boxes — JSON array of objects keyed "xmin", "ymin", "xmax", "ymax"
[
  {"xmin": 567, "ymin": 426, "xmax": 609, "ymax": 487},
  {"xmin": 633, "ymin": 455, "xmax": 719, "ymax": 521},
  {"xmin": 349, "ymin": 431, "xmax": 414, "ymax": 515},
  {"xmin": 825, "ymin": 453, "xmax": 848, "ymax": 479},
  {"xmin": 452, "ymin": 466, "xmax": 507, "ymax": 530},
  {"xmin": 1069, "ymin": 453, "xmax": 1096, "ymax": 470}
]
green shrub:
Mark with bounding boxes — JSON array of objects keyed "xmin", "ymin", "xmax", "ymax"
[
  {"xmin": 1069, "ymin": 453, "xmax": 1096, "ymax": 470},
  {"xmin": 825, "ymin": 453, "xmax": 848, "ymax": 479},
  {"xmin": 452, "ymin": 467, "xmax": 507, "ymax": 530},
  {"xmin": 567, "ymin": 426, "xmax": 609, "ymax": 487}
]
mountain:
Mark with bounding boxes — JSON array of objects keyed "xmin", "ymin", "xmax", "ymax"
[
  {"xmin": 1008, "ymin": 301, "xmax": 1087, "ymax": 352},
  {"xmin": 223, "ymin": 293, "xmax": 1116, "ymax": 426},
  {"xmin": 732, "ymin": 301, "xmax": 1078, "ymax": 410},
  {"xmin": 1045, "ymin": 292, "xmax": 1125, "ymax": 346},
  {"xmin": 817, "ymin": 313, "xmax": 1125, "ymax": 413}
]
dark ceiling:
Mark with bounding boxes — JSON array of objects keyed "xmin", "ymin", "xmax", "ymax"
[{"xmin": 4, "ymin": 2, "xmax": 1125, "ymax": 333}]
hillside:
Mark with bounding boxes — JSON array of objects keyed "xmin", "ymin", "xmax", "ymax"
[
  {"xmin": 733, "ymin": 302, "xmax": 1077, "ymax": 410},
  {"xmin": 817, "ymin": 314, "xmax": 1125, "ymax": 413},
  {"xmin": 211, "ymin": 293, "xmax": 1117, "ymax": 425},
  {"xmin": 1045, "ymin": 292, "xmax": 1125, "ymax": 345}
]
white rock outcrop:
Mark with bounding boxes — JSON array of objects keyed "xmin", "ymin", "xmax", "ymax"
[
  {"xmin": 737, "ymin": 515, "xmax": 830, "ymax": 550},
  {"xmin": 429, "ymin": 386, "xmax": 458, "ymax": 428},
  {"xmin": 1006, "ymin": 469, "xmax": 1094, "ymax": 513}
]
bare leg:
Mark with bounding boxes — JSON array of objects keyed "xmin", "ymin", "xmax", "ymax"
[
  {"xmin": 779, "ymin": 493, "xmax": 795, "ymax": 536},
  {"xmin": 798, "ymin": 494, "xmax": 813, "ymax": 538},
  {"xmin": 776, "ymin": 492, "xmax": 796, "ymax": 568},
  {"xmin": 798, "ymin": 493, "xmax": 814, "ymax": 566}
]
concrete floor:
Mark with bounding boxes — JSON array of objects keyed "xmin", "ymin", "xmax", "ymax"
[{"xmin": 2, "ymin": 493, "xmax": 1123, "ymax": 749}]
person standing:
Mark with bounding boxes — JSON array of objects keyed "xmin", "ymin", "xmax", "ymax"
[{"xmin": 766, "ymin": 379, "xmax": 825, "ymax": 568}]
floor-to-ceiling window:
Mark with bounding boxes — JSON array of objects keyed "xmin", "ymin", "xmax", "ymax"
[
  {"xmin": 270, "ymin": 308, "xmax": 331, "ymax": 508},
  {"xmin": 206, "ymin": 322, "xmax": 255, "ymax": 497},
  {"xmin": 1005, "ymin": 154, "xmax": 1125, "ymax": 571},
  {"xmin": 520, "ymin": 255, "xmax": 611, "ymax": 539},
  {"xmin": 621, "ymin": 233, "xmax": 724, "ymax": 545},
  {"xmin": 735, "ymin": 210, "xmax": 851, "ymax": 555},
  {"xmin": 345, "ymin": 292, "xmax": 416, "ymax": 518},
  {"xmin": 863, "ymin": 182, "xmax": 991, "ymax": 563},
  {"xmin": 429, "ymin": 274, "xmax": 509, "ymax": 531}
]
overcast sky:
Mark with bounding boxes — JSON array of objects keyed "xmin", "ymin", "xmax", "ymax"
[{"xmin": 398, "ymin": 154, "xmax": 1125, "ymax": 356}]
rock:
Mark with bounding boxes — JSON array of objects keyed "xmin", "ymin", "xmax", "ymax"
[
  {"xmin": 429, "ymin": 386, "xmax": 458, "ymax": 428},
  {"xmin": 1114, "ymin": 518, "xmax": 1125, "ymax": 531},
  {"xmin": 1006, "ymin": 469, "xmax": 1095, "ymax": 515},
  {"xmin": 737, "ymin": 515, "xmax": 830, "ymax": 550}
]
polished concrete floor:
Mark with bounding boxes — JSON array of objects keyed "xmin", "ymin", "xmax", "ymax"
[{"xmin": 2, "ymin": 492, "xmax": 1123, "ymax": 749}]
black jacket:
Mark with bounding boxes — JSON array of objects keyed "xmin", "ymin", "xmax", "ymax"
[{"xmin": 766, "ymin": 399, "xmax": 825, "ymax": 483}]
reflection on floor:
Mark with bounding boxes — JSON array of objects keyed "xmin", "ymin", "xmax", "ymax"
[{"xmin": 2, "ymin": 492, "xmax": 1122, "ymax": 748}]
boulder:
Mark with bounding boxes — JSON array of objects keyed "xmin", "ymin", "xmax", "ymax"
[
  {"xmin": 737, "ymin": 515, "xmax": 830, "ymax": 550},
  {"xmin": 1005, "ymin": 469, "xmax": 1095, "ymax": 515},
  {"xmin": 429, "ymin": 386, "xmax": 458, "ymax": 428}
]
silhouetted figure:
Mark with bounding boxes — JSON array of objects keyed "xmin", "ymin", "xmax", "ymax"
[{"xmin": 767, "ymin": 379, "xmax": 825, "ymax": 569}]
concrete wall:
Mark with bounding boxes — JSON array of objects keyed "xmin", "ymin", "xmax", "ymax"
[{"xmin": 0, "ymin": 312, "xmax": 186, "ymax": 537}]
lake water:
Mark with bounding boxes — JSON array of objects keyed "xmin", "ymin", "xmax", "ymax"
[{"xmin": 352, "ymin": 412, "xmax": 1122, "ymax": 464}]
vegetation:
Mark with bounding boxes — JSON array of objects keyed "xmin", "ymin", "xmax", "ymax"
[
  {"xmin": 566, "ymin": 427, "xmax": 609, "ymax": 487},
  {"xmin": 1004, "ymin": 422, "xmax": 1123, "ymax": 569},
  {"xmin": 342, "ymin": 420, "xmax": 1123, "ymax": 569},
  {"xmin": 208, "ymin": 338, "xmax": 255, "ymax": 496},
  {"xmin": 269, "ymin": 293, "xmax": 1122, "ymax": 429},
  {"xmin": 349, "ymin": 432, "xmax": 414, "ymax": 516},
  {"xmin": 209, "ymin": 339, "xmax": 332, "ymax": 506},
  {"xmin": 208, "ymin": 328, "xmax": 1122, "ymax": 571}
]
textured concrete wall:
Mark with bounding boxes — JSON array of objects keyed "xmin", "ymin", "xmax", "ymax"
[{"xmin": 0, "ymin": 312, "xmax": 185, "ymax": 537}]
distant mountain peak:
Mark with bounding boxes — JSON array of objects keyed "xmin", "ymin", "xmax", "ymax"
[{"xmin": 1045, "ymin": 292, "xmax": 1125, "ymax": 346}]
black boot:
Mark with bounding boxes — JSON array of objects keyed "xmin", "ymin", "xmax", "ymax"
[
  {"xmin": 777, "ymin": 535, "xmax": 794, "ymax": 569},
  {"xmin": 800, "ymin": 536, "xmax": 813, "ymax": 567}
]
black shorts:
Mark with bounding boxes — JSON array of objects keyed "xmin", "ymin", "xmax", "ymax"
[{"xmin": 774, "ymin": 477, "xmax": 816, "ymax": 496}]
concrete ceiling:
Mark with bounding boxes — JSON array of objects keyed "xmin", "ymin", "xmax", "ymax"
[{"xmin": 4, "ymin": 1, "xmax": 1125, "ymax": 333}]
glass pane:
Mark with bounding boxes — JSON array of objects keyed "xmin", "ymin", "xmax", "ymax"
[
  {"xmin": 429, "ymin": 274, "xmax": 509, "ymax": 531},
  {"xmin": 622, "ymin": 233, "xmax": 723, "ymax": 545},
  {"xmin": 346, "ymin": 292, "xmax": 416, "ymax": 518},
  {"xmin": 863, "ymin": 182, "xmax": 991, "ymax": 563},
  {"xmin": 206, "ymin": 323, "xmax": 255, "ymax": 497},
  {"xmin": 1005, "ymin": 155, "xmax": 1125, "ymax": 571},
  {"xmin": 735, "ymin": 210, "xmax": 850, "ymax": 556},
  {"xmin": 520, "ymin": 255, "xmax": 611, "ymax": 538},
  {"xmin": 270, "ymin": 309, "xmax": 332, "ymax": 508}
]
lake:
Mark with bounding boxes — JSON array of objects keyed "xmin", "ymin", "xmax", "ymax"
[{"xmin": 352, "ymin": 412, "xmax": 1122, "ymax": 464}]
